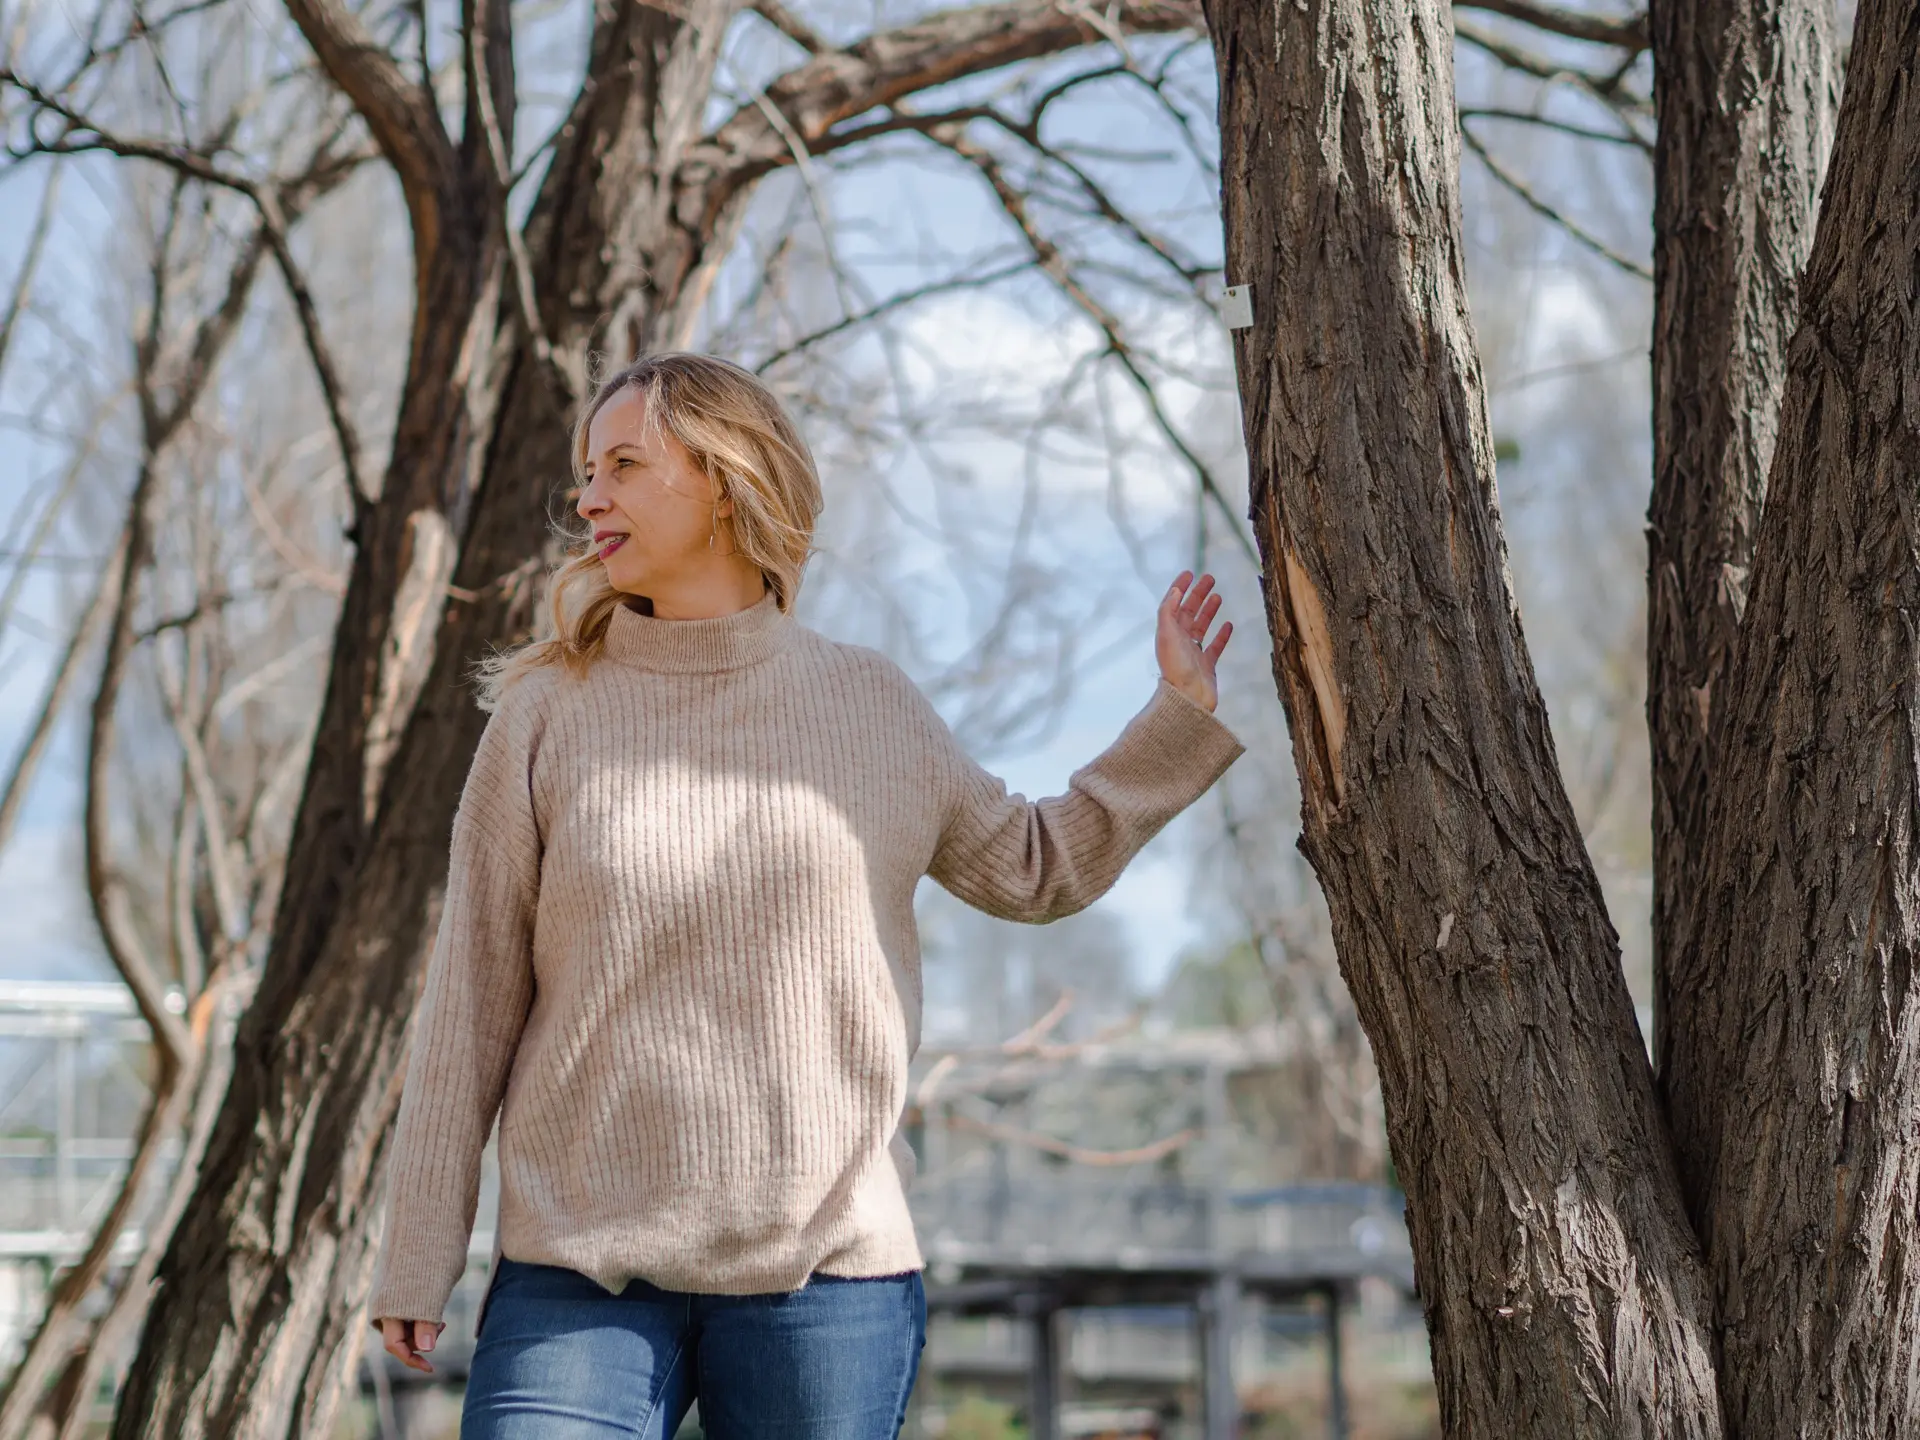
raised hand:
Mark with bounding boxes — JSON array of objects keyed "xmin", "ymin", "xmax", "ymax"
[{"xmin": 1155, "ymin": 570, "xmax": 1232, "ymax": 712}]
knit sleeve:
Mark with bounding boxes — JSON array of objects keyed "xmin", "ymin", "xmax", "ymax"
[
  {"xmin": 365, "ymin": 684, "xmax": 543, "ymax": 1328},
  {"xmin": 926, "ymin": 677, "xmax": 1247, "ymax": 924}
]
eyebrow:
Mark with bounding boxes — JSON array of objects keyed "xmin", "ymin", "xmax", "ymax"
[{"xmin": 583, "ymin": 442, "xmax": 645, "ymax": 470}]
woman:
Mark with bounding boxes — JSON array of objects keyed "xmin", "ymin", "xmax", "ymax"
[{"xmin": 366, "ymin": 351, "xmax": 1247, "ymax": 1439}]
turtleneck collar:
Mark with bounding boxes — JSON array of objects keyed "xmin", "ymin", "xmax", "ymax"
[{"xmin": 600, "ymin": 587, "xmax": 794, "ymax": 673}]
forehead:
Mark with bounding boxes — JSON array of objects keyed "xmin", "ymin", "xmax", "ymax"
[{"xmin": 584, "ymin": 387, "xmax": 657, "ymax": 454}]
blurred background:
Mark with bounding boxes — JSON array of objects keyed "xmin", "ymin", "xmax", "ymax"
[{"xmin": 0, "ymin": 0, "xmax": 1659, "ymax": 1432}]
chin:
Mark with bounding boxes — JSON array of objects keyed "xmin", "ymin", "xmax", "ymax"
[{"xmin": 601, "ymin": 560, "xmax": 647, "ymax": 596}]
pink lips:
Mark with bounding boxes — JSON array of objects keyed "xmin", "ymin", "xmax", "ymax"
[{"xmin": 597, "ymin": 534, "xmax": 627, "ymax": 558}]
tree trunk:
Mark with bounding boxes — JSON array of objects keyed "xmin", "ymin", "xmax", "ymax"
[
  {"xmin": 1645, "ymin": 0, "xmax": 1834, "ymax": 1071},
  {"xmin": 1200, "ymin": 0, "xmax": 1723, "ymax": 1429},
  {"xmin": 1658, "ymin": 0, "xmax": 1920, "ymax": 1428}
]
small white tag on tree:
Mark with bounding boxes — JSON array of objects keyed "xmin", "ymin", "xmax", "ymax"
[{"xmin": 1220, "ymin": 284, "xmax": 1254, "ymax": 330}]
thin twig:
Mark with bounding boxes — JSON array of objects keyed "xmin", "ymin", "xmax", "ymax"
[
  {"xmin": 0, "ymin": 159, "xmax": 59, "ymax": 378},
  {"xmin": 1459, "ymin": 122, "xmax": 1652, "ymax": 279},
  {"xmin": 1453, "ymin": 16, "xmax": 1651, "ymax": 117},
  {"xmin": 1458, "ymin": 105, "xmax": 1650, "ymax": 153},
  {"xmin": 930, "ymin": 124, "xmax": 1258, "ymax": 565}
]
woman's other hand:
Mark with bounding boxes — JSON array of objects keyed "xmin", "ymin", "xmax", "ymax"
[
  {"xmin": 1155, "ymin": 570, "xmax": 1232, "ymax": 712},
  {"xmin": 377, "ymin": 1316, "xmax": 446, "ymax": 1374}
]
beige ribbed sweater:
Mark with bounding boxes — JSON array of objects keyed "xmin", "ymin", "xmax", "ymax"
[{"xmin": 365, "ymin": 587, "xmax": 1247, "ymax": 1326}]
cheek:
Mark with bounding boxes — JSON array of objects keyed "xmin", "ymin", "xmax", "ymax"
[{"xmin": 610, "ymin": 493, "xmax": 703, "ymax": 557}]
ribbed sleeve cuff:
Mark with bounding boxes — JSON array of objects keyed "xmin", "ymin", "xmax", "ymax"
[
  {"xmin": 366, "ymin": 1240, "xmax": 460, "ymax": 1329},
  {"xmin": 1099, "ymin": 678, "xmax": 1248, "ymax": 791}
]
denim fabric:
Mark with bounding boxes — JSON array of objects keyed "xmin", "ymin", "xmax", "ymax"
[{"xmin": 461, "ymin": 1256, "xmax": 927, "ymax": 1440}]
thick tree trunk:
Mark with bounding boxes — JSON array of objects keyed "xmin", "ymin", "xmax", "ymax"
[
  {"xmin": 1201, "ymin": 0, "xmax": 1722, "ymax": 1429},
  {"xmin": 1645, "ymin": 0, "xmax": 1833, "ymax": 1070},
  {"xmin": 1659, "ymin": 0, "xmax": 1920, "ymax": 1429}
]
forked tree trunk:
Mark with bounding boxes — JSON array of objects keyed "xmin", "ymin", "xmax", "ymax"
[
  {"xmin": 1645, "ymin": 0, "xmax": 1833, "ymax": 1070},
  {"xmin": 1658, "ymin": 0, "xmax": 1920, "ymax": 1428},
  {"xmin": 1200, "ymin": 0, "xmax": 1722, "ymax": 1429}
]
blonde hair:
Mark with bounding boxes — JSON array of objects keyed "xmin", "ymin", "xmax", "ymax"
[{"xmin": 475, "ymin": 352, "xmax": 824, "ymax": 707}]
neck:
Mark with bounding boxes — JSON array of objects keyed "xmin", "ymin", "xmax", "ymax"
[
  {"xmin": 601, "ymin": 583, "xmax": 792, "ymax": 673},
  {"xmin": 628, "ymin": 562, "xmax": 768, "ymax": 621}
]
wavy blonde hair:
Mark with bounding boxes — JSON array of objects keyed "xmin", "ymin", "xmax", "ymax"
[{"xmin": 475, "ymin": 352, "xmax": 824, "ymax": 707}]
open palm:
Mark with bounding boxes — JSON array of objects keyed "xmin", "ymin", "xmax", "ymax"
[{"xmin": 1155, "ymin": 570, "xmax": 1232, "ymax": 712}]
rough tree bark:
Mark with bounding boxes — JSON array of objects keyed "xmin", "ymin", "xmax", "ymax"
[
  {"xmin": 1645, "ymin": 0, "xmax": 1833, "ymax": 1068},
  {"xmin": 109, "ymin": 1, "xmax": 1210, "ymax": 1433},
  {"xmin": 1659, "ymin": 0, "xmax": 1920, "ymax": 1428},
  {"xmin": 1200, "ymin": 0, "xmax": 1723, "ymax": 1430}
]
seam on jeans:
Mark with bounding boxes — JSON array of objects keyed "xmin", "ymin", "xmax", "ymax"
[
  {"xmin": 635, "ymin": 1334, "xmax": 688, "ymax": 1440},
  {"xmin": 888, "ymin": 1276, "xmax": 921, "ymax": 1438}
]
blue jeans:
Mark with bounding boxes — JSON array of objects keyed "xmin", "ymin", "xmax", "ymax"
[{"xmin": 461, "ymin": 1256, "xmax": 927, "ymax": 1440}]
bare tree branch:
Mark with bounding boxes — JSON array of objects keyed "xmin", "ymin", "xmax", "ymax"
[
  {"xmin": 469, "ymin": 4, "xmax": 555, "ymax": 375},
  {"xmin": 1453, "ymin": 15, "xmax": 1651, "ymax": 117},
  {"xmin": 277, "ymin": 0, "xmax": 456, "ymax": 216},
  {"xmin": 0, "ymin": 78, "xmax": 379, "ymax": 506},
  {"xmin": 1460, "ymin": 121, "xmax": 1653, "ymax": 278},
  {"xmin": 1455, "ymin": 0, "xmax": 1647, "ymax": 49},
  {"xmin": 0, "ymin": 159, "xmax": 58, "ymax": 377},
  {"xmin": 930, "ymin": 123, "xmax": 1259, "ymax": 565},
  {"xmin": 153, "ymin": 641, "xmax": 247, "ymax": 943},
  {"xmin": 682, "ymin": 0, "xmax": 1206, "ymax": 206},
  {"xmin": 752, "ymin": 259, "xmax": 1039, "ymax": 371},
  {"xmin": 0, "ymin": 408, "xmax": 106, "ymax": 636},
  {"xmin": 254, "ymin": 174, "xmax": 375, "ymax": 511},
  {"xmin": 750, "ymin": 0, "xmax": 825, "ymax": 52},
  {"xmin": 0, "ymin": 534, "xmax": 117, "ymax": 855},
  {"xmin": 1459, "ymin": 104, "xmax": 1651, "ymax": 151}
]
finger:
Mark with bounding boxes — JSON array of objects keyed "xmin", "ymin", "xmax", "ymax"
[
  {"xmin": 405, "ymin": 1334, "xmax": 435, "ymax": 1374},
  {"xmin": 1163, "ymin": 572, "xmax": 1193, "ymax": 614},
  {"xmin": 1192, "ymin": 592, "xmax": 1223, "ymax": 636},
  {"xmin": 1181, "ymin": 573, "xmax": 1217, "ymax": 622},
  {"xmin": 1204, "ymin": 620, "xmax": 1232, "ymax": 663}
]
